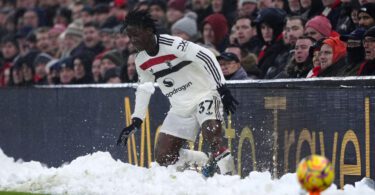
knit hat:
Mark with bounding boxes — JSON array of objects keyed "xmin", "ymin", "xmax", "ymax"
[
  {"xmin": 64, "ymin": 22, "xmax": 83, "ymax": 38},
  {"xmin": 33, "ymin": 53, "xmax": 53, "ymax": 67},
  {"xmin": 203, "ymin": 13, "xmax": 228, "ymax": 46},
  {"xmin": 168, "ymin": 0, "xmax": 186, "ymax": 12},
  {"xmin": 171, "ymin": 12, "xmax": 198, "ymax": 38},
  {"xmin": 305, "ymin": 16, "xmax": 332, "ymax": 37},
  {"xmin": 59, "ymin": 57, "xmax": 74, "ymax": 70},
  {"xmin": 358, "ymin": 3, "xmax": 375, "ymax": 20},
  {"xmin": 102, "ymin": 50, "xmax": 124, "ymax": 66},
  {"xmin": 239, "ymin": 0, "xmax": 257, "ymax": 5},
  {"xmin": 323, "ymin": 36, "xmax": 347, "ymax": 64}
]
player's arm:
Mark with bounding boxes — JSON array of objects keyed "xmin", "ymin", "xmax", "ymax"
[
  {"xmin": 171, "ymin": 36, "xmax": 239, "ymax": 114},
  {"xmin": 117, "ymin": 60, "xmax": 155, "ymax": 146}
]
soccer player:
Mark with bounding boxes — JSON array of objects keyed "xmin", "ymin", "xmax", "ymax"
[{"xmin": 117, "ymin": 10, "xmax": 238, "ymax": 177}]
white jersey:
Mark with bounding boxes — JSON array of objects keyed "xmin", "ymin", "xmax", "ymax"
[{"xmin": 132, "ymin": 34, "xmax": 225, "ymax": 119}]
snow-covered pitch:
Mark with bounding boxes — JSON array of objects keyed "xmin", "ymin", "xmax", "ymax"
[{"xmin": 0, "ymin": 149, "xmax": 373, "ymax": 195}]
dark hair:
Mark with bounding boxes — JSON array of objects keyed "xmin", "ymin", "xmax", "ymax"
[
  {"xmin": 121, "ymin": 9, "xmax": 157, "ymax": 34},
  {"xmin": 297, "ymin": 35, "xmax": 315, "ymax": 43},
  {"xmin": 286, "ymin": 15, "xmax": 306, "ymax": 27},
  {"xmin": 83, "ymin": 21, "xmax": 100, "ymax": 30},
  {"xmin": 234, "ymin": 15, "xmax": 256, "ymax": 27},
  {"xmin": 1, "ymin": 34, "xmax": 19, "ymax": 49}
]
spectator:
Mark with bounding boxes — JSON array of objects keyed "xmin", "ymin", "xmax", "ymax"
[
  {"xmin": 359, "ymin": 0, "xmax": 375, "ymax": 5},
  {"xmin": 35, "ymin": 27, "xmax": 52, "ymax": 55},
  {"xmin": 33, "ymin": 53, "xmax": 53, "ymax": 84},
  {"xmin": 258, "ymin": 0, "xmax": 275, "ymax": 10},
  {"xmin": 71, "ymin": 1, "xmax": 84, "ymax": 20},
  {"xmin": 45, "ymin": 59, "xmax": 59, "ymax": 85},
  {"xmin": 337, "ymin": 27, "xmax": 366, "ymax": 76},
  {"xmin": 49, "ymin": 24, "xmax": 66, "ymax": 58},
  {"xmin": 54, "ymin": 7, "xmax": 72, "ymax": 27},
  {"xmin": 321, "ymin": 0, "xmax": 342, "ymax": 28},
  {"xmin": 287, "ymin": 0, "xmax": 302, "ymax": 15},
  {"xmin": 121, "ymin": 52, "xmax": 138, "ymax": 83},
  {"xmin": 202, "ymin": 13, "xmax": 229, "ymax": 52},
  {"xmin": 72, "ymin": 54, "xmax": 94, "ymax": 84},
  {"xmin": 242, "ymin": 53, "xmax": 261, "ymax": 79},
  {"xmin": 167, "ymin": 0, "xmax": 186, "ymax": 26},
  {"xmin": 14, "ymin": 51, "xmax": 38, "ymax": 86},
  {"xmin": 210, "ymin": 0, "xmax": 236, "ymax": 25},
  {"xmin": 237, "ymin": 0, "xmax": 258, "ymax": 18},
  {"xmin": 277, "ymin": 36, "xmax": 315, "ymax": 78},
  {"xmin": 190, "ymin": 0, "xmax": 212, "ymax": 25},
  {"xmin": 71, "ymin": 22, "xmax": 105, "ymax": 57},
  {"xmin": 317, "ymin": 36, "xmax": 347, "ymax": 77},
  {"xmin": 100, "ymin": 50, "xmax": 124, "ymax": 79},
  {"xmin": 104, "ymin": 67, "xmax": 121, "ymax": 83},
  {"xmin": 92, "ymin": 57, "xmax": 102, "ymax": 83},
  {"xmin": 358, "ymin": 26, "xmax": 375, "ymax": 75},
  {"xmin": 80, "ymin": 6, "xmax": 94, "ymax": 24},
  {"xmin": 304, "ymin": 15, "xmax": 338, "ymax": 41},
  {"xmin": 0, "ymin": 34, "xmax": 19, "ymax": 87},
  {"xmin": 58, "ymin": 58, "xmax": 75, "ymax": 84},
  {"xmin": 94, "ymin": 3, "xmax": 118, "ymax": 29},
  {"xmin": 100, "ymin": 28, "xmax": 115, "ymax": 50},
  {"xmin": 234, "ymin": 15, "xmax": 262, "ymax": 55},
  {"xmin": 171, "ymin": 12, "xmax": 198, "ymax": 41},
  {"xmin": 225, "ymin": 44, "xmax": 246, "ymax": 62},
  {"xmin": 22, "ymin": 9, "xmax": 40, "ymax": 29},
  {"xmin": 217, "ymin": 52, "xmax": 249, "ymax": 80},
  {"xmin": 358, "ymin": 3, "xmax": 375, "ymax": 29},
  {"xmin": 306, "ymin": 39, "xmax": 324, "ymax": 77},
  {"xmin": 111, "ymin": 0, "xmax": 128, "ymax": 24},
  {"xmin": 300, "ymin": 0, "xmax": 323, "ymax": 20},
  {"xmin": 8, "ymin": 64, "xmax": 23, "ymax": 87},
  {"xmin": 254, "ymin": 8, "xmax": 289, "ymax": 79},
  {"xmin": 285, "ymin": 16, "xmax": 305, "ymax": 47},
  {"xmin": 336, "ymin": 0, "xmax": 360, "ymax": 35},
  {"xmin": 60, "ymin": 22, "xmax": 83, "ymax": 58},
  {"xmin": 148, "ymin": 0, "xmax": 170, "ymax": 34}
]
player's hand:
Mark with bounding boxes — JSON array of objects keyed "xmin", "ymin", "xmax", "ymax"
[
  {"xmin": 117, "ymin": 118, "xmax": 142, "ymax": 146},
  {"xmin": 217, "ymin": 85, "xmax": 239, "ymax": 115}
]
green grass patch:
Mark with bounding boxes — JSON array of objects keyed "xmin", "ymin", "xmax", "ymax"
[{"xmin": 0, "ymin": 191, "xmax": 47, "ymax": 195}]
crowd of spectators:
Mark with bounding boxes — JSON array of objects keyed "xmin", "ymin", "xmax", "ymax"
[{"xmin": 0, "ymin": 0, "xmax": 374, "ymax": 87}]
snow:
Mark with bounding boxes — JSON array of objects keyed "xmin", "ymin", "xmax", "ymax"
[{"xmin": 0, "ymin": 149, "xmax": 374, "ymax": 195}]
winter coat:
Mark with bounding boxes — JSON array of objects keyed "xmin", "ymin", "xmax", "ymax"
[{"xmin": 226, "ymin": 67, "xmax": 249, "ymax": 80}]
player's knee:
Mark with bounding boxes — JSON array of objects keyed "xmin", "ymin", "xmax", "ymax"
[{"xmin": 155, "ymin": 148, "xmax": 179, "ymax": 166}]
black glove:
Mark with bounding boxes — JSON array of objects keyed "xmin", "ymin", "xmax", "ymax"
[
  {"xmin": 217, "ymin": 85, "xmax": 239, "ymax": 115},
  {"xmin": 117, "ymin": 117, "xmax": 142, "ymax": 146}
]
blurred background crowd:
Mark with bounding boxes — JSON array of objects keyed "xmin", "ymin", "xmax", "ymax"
[{"xmin": 0, "ymin": 0, "xmax": 374, "ymax": 87}]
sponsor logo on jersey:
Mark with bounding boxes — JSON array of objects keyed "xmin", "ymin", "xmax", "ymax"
[
  {"xmin": 177, "ymin": 40, "xmax": 188, "ymax": 52},
  {"xmin": 163, "ymin": 78, "xmax": 174, "ymax": 87},
  {"xmin": 165, "ymin": 82, "xmax": 192, "ymax": 97}
]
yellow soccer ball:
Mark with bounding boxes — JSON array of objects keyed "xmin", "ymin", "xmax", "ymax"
[{"xmin": 296, "ymin": 155, "xmax": 335, "ymax": 192}]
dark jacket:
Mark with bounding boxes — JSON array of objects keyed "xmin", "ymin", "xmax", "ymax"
[
  {"xmin": 258, "ymin": 38, "xmax": 290, "ymax": 79},
  {"xmin": 276, "ymin": 58, "xmax": 313, "ymax": 78},
  {"xmin": 240, "ymin": 36, "xmax": 263, "ymax": 56},
  {"xmin": 225, "ymin": 67, "xmax": 249, "ymax": 80},
  {"xmin": 71, "ymin": 42, "xmax": 105, "ymax": 58},
  {"xmin": 358, "ymin": 60, "xmax": 375, "ymax": 76},
  {"xmin": 318, "ymin": 57, "xmax": 347, "ymax": 77}
]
